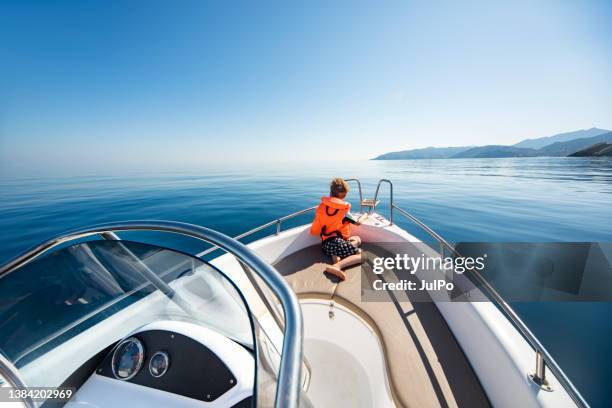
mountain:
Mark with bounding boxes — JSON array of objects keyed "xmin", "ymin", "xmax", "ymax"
[
  {"xmin": 373, "ymin": 129, "xmax": 612, "ymax": 160},
  {"xmin": 373, "ymin": 146, "xmax": 472, "ymax": 160},
  {"xmin": 568, "ymin": 142, "xmax": 612, "ymax": 157},
  {"xmin": 538, "ymin": 131, "xmax": 612, "ymax": 156},
  {"xmin": 513, "ymin": 128, "xmax": 610, "ymax": 149},
  {"xmin": 455, "ymin": 132, "xmax": 612, "ymax": 158},
  {"xmin": 452, "ymin": 145, "xmax": 538, "ymax": 158}
]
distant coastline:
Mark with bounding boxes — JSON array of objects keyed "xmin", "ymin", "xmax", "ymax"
[
  {"xmin": 374, "ymin": 128, "xmax": 612, "ymax": 160},
  {"xmin": 569, "ymin": 142, "xmax": 612, "ymax": 157}
]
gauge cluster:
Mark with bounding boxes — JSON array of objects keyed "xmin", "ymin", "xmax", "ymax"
[{"xmin": 97, "ymin": 329, "xmax": 238, "ymax": 402}]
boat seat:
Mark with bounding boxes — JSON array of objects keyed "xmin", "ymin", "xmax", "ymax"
[
  {"xmin": 274, "ymin": 244, "xmax": 490, "ymax": 408},
  {"xmin": 273, "ymin": 244, "xmax": 339, "ymax": 299}
]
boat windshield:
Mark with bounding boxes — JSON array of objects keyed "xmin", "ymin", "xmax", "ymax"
[{"xmin": 0, "ymin": 239, "xmax": 254, "ymax": 388}]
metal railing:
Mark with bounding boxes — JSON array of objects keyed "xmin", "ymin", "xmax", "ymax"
[
  {"xmin": 197, "ymin": 178, "xmax": 362, "ymax": 257},
  {"xmin": 370, "ymin": 178, "xmax": 394, "ymax": 224},
  {"xmin": 389, "ymin": 201, "xmax": 589, "ymax": 408},
  {"xmin": 0, "ymin": 353, "xmax": 34, "ymax": 408},
  {"xmin": 198, "ymin": 206, "xmax": 317, "ymax": 257},
  {"xmin": 0, "ymin": 221, "xmax": 304, "ymax": 408},
  {"xmin": 344, "ymin": 178, "xmax": 364, "ymax": 213}
]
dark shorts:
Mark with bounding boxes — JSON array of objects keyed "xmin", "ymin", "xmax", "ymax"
[{"xmin": 322, "ymin": 237, "xmax": 359, "ymax": 259}]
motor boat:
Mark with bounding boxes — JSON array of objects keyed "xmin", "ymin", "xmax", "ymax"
[{"xmin": 0, "ymin": 179, "xmax": 588, "ymax": 408}]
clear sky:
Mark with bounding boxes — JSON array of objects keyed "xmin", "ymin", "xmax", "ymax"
[{"xmin": 1, "ymin": 0, "xmax": 611, "ymax": 172}]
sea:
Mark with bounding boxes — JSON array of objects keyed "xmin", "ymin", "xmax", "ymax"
[{"xmin": 1, "ymin": 157, "xmax": 611, "ymax": 406}]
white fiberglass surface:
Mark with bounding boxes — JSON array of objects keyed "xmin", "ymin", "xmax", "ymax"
[{"xmin": 300, "ymin": 300, "xmax": 395, "ymax": 408}]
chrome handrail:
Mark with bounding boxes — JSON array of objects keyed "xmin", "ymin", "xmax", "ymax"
[
  {"xmin": 370, "ymin": 178, "xmax": 393, "ymax": 224},
  {"xmin": 0, "ymin": 353, "xmax": 34, "ymax": 408},
  {"xmin": 197, "ymin": 178, "xmax": 361, "ymax": 258},
  {"xmin": 198, "ymin": 206, "xmax": 317, "ymax": 257},
  {"xmin": 0, "ymin": 221, "xmax": 304, "ymax": 408},
  {"xmin": 344, "ymin": 178, "xmax": 364, "ymax": 212},
  {"xmin": 391, "ymin": 204, "xmax": 589, "ymax": 408}
]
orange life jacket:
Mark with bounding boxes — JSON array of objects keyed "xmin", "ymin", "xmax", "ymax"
[{"xmin": 310, "ymin": 197, "xmax": 351, "ymax": 241}]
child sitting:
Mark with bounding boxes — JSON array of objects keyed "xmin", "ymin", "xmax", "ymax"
[{"xmin": 310, "ymin": 178, "xmax": 368, "ymax": 281}]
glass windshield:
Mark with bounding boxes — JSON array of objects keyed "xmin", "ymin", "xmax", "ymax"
[{"xmin": 0, "ymin": 240, "xmax": 254, "ymax": 388}]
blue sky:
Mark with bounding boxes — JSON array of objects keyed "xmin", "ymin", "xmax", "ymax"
[{"xmin": 1, "ymin": 0, "xmax": 611, "ymax": 171}]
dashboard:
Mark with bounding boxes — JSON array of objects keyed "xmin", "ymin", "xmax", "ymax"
[{"xmin": 63, "ymin": 321, "xmax": 254, "ymax": 408}]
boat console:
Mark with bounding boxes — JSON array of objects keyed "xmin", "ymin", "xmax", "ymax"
[{"xmin": 65, "ymin": 321, "xmax": 253, "ymax": 408}]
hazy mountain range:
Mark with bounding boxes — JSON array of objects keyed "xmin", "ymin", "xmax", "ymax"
[
  {"xmin": 512, "ymin": 128, "xmax": 611, "ymax": 149},
  {"xmin": 373, "ymin": 128, "xmax": 612, "ymax": 160},
  {"xmin": 372, "ymin": 146, "xmax": 472, "ymax": 160}
]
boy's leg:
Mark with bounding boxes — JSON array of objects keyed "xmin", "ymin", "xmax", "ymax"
[
  {"xmin": 325, "ymin": 253, "xmax": 362, "ymax": 281},
  {"xmin": 324, "ymin": 253, "xmax": 345, "ymax": 280},
  {"xmin": 335, "ymin": 253, "xmax": 362, "ymax": 269}
]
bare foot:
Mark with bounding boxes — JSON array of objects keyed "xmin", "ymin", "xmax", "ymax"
[{"xmin": 325, "ymin": 265, "xmax": 346, "ymax": 281}]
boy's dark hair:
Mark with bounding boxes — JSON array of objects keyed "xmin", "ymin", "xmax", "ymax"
[{"xmin": 330, "ymin": 178, "xmax": 350, "ymax": 197}]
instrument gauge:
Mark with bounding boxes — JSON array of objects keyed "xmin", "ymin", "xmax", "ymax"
[
  {"xmin": 149, "ymin": 351, "xmax": 170, "ymax": 378},
  {"xmin": 111, "ymin": 337, "xmax": 145, "ymax": 381}
]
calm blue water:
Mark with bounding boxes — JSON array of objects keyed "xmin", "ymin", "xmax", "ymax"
[{"xmin": 2, "ymin": 157, "xmax": 612, "ymax": 406}]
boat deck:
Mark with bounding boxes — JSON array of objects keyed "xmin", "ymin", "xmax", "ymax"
[{"xmin": 274, "ymin": 244, "xmax": 490, "ymax": 408}]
